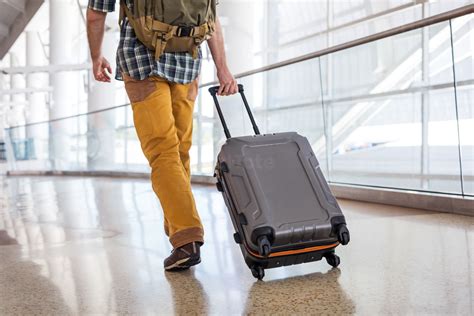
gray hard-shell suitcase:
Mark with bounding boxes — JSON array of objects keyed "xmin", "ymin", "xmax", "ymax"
[{"xmin": 209, "ymin": 84, "xmax": 350, "ymax": 280}]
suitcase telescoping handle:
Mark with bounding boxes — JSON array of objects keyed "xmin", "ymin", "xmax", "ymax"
[{"xmin": 208, "ymin": 84, "xmax": 261, "ymax": 139}]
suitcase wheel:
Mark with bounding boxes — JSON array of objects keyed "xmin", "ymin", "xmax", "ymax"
[
  {"xmin": 251, "ymin": 266, "xmax": 265, "ymax": 280},
  {"xmin": 238, "ymin": 213, "xmax": 248, "ymax": 225},
  {"xmin": 233, "ymin": 232, "xmax": 242, "ymax": 244},
  {"xmin": 324, "ymin": 252, "xmax": 340, "ymax": 268},
  {"xmin": 220, "ymin": 161, "xmax": 229, "ymax": 173},
  {"xmin": 216, "ymin": 181, "xmax": 224, "ymax": 192},
  {"xmin": 257, "ymin": 235, "xmax": 271, "ymax": 257},
  {"xmin": 337, "ymin": 224, "xmax": 350, "ymax": 245}
]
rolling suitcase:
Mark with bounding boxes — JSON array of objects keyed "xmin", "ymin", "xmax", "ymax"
[{"xmin": 209, "ymin": 84, "xmax": 350, "ymax": 280}]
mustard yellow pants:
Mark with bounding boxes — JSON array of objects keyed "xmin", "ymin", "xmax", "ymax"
[{"xmin": 124, "ymin": 74, "xmax": 204, "ymax": 249}]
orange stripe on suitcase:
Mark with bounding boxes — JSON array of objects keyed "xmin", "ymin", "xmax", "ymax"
[{"xmin": 247, "ymin": 242, "xmax": 339, "ymax": 259}]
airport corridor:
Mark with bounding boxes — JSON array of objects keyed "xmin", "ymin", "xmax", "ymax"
[{"xmin": 0, "ymin": 176, "xmax": 472, "ymax": 315}]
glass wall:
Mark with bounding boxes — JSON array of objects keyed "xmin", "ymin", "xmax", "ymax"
[
  {"xmin": 2, "ymin": 0, "xmax": 471, "ymax": 135},
  {"xmin": 319, "ymin": 21, "xmax": 465, "ymax": 194},
  {"xmin": 452, "ymin": 14, "xmax": 474, "ymax": 196},
  {"xmin": 5, "ymin": 106, "xmax": 148, "ymax": 173},
  {"xmin": 209, "ymin": 0, "xmax": 474, "ymax": 75},
  {"xmin": 4, "ymin": 14, "xmax": 474, "ymax": 201},
  {"xmin": 198, "ymin": 15, "xmax": 473, "ymax": 197}
]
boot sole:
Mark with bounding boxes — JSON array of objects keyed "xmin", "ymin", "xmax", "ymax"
[{"xmin": 165, "ymin": 256, "xmax": 201, "ymax": 272}]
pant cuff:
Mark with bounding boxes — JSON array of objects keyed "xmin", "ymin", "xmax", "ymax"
[{"xmin": 169, "ymin": 227, "xmax": 204, "ymax": 249}]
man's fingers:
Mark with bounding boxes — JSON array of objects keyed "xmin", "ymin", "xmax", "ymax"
[
  {"xmin": 104, "ymin": 65, "xmax": 112, "ymax": 80},
  {"xmin": 217, "ymin": 84, "xmax": 224, "ymax": 95},
  {"xmin": 94, "ymin": 68, "xmax": 111, "ymax": 82},
  {"xmin": 92, "ymin": 58, "xmax": 113, "ymax": 83},
  {"xmin": 216, "ymin": 80, "xmax": 239, "ymax": 96},
  {"xmin": 219, "ymin": 83, "xmax": 228, "ymax": 95},
  {"xmin": 231, "ymin": 81, "xmax": 238, "ymax": 94},
  {"xmin": 96, "ymin": 73, "xmax": 108, "ymax": 82},
  {"xmin": 102, "ymin": 71, "xmax": 111, "ymax": 81},
  {"xmin": 222, "ymin": 82, "xmax": 231, "ymax": 95}
]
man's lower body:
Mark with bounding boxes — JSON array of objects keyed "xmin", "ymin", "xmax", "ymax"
[{"xmin": 124, "ymin": 74, "xmax": 203, "ymax": 271}]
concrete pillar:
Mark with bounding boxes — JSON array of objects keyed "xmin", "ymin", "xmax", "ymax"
[
  {"xmin": 0, "ymin": 65, "xmax": 7, "ymax": 141},
  {"xmin": 218, "ymin": 3, "xmax": 254, "ymax": 76},
  {"xmin": 0, "ymin": 59, "xmax": 11, "ymax": 169},
  {"xmin": 49, "ymin": 0, "xmax": 79, "ymax": 170},
  {"xmin": 26, "ymin": 31, "xmax": 49, "ymax": 160},
  {"xmin": 420, "ymin": 3, "xmax": 430, "ymax": 189},
  {"xmin": 9, "ymin": 53, "xmax": 26, "ymax": 127},
  {"xmin": 324, "ymin": 0, "xmax": 334, "ymax": 177},
  {"xmin": 87, "ymin": 27, "xmax": 116, "ymax": 170},
  {"xmin": 8, "ymin": 53, "xmax": 26, "ymax": 160},
  {"xmin": 213, "ymin": 2, "xmax": 255, "ymax": 141}
]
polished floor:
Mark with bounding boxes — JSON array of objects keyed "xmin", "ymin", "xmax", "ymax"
[{"xmin": 0, "ymin": 176, "xmax": 472, "ymax": 315}]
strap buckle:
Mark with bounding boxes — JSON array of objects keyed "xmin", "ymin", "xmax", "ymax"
[{"xmin": 176, "ymin": 26, "xmax": 194, "ymax": 37}]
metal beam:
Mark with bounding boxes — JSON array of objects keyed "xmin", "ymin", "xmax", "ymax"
[
  {"xmin": 249, "ymin": 79, "xmax": 474, "ymax": 113},
  {"xmin": 0, "ymin": 100, "xmax": 28, "ymax": 107},
  {"xmin": 0, "ymin": 0, "xmax": 44, "ymax": 60},
  {"xmin": 0, "ymin": 63, "xmax": 91, "ymax": 75},
  {"xmin": 0, "ymin": 87, "xmax": 52, "ymax": 96},
  {"xmin": 330, "ymin": 183, "xmax": 473, "ymax": 216},
  {"xmin": 260, "ymin": 0, "xmax": 428, "ymax": 52},
  {"xmin": 1, "ymin": 0, "xmax": 26, "ymax": 13}
]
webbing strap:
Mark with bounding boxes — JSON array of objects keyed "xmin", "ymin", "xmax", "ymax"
[
  {"xmin": 120, "ymin": 2, "xmax": 136, "ymax": 31},
  {"xmin": 191, "ymin": 46, "xmax": 199, "ymax": 59},
  {"xmin": 119, "ymin": 3, "xmax": 124, "ymax": 27},
  {"xmin": 151, "ymin": 19, "xmax": 173, "ymax": 33},
  {"xmin": 193, "ymin": 24, "xmax": 208, "ymax": 37},
  {"xmin": 152, "ymin": 19, "xmax": 210, "ymax": 39},
  {"xmin": 118, "ymin": 3, "xmax": 214, "ymax": 60},
  {"xmin": 152, "ymin": 32, "xmax": 167, "ymax": 60}
]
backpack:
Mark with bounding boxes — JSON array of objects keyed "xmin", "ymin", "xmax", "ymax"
[{"xmin": 120, "ymin": 0, "xmax": 216, "ymax": 60}]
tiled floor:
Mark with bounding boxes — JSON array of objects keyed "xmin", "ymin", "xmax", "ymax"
[{"xmin": 0, "ymin": 176, "xmax": 472, "ymax": 315}]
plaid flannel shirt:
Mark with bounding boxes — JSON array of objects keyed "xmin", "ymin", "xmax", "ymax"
[{"xmin": 88, "ymin": 0, "xmax": 202, "ymax": 84}]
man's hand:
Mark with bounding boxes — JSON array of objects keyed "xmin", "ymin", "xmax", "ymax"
[
  {"xmin": 87, "ymin": 8, "xmax": 112, "ymax": 83},
  {"xmin": 217, "ymin": 67, "xmax": 238, "ymax": 96},
  {"xmin": 93, "ymin": 56, "xmax": 112, "ymax": 82},
  {"xmin": 207, "ymin": 16, "xmax": 238, "ymax": 96}
]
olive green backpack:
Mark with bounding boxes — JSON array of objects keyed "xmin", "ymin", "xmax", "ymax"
[{"xmin": 120, "ymin": 0, "xmax": 216, "ymax": 59}]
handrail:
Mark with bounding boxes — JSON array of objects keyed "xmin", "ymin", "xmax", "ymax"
[
  {"xmin": 4, "ymin": 4, "xmax": 474, "ymax": 129},
  {"xmin": 201, "ymin": 4, "xmax": 474, "ymax": 88},
  {"xmin": 6, "ymin": 103, "xmax": 131, "ymax": 129}
]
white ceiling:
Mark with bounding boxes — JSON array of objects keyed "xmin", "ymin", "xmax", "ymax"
[{"xmin": 0, "ymin": 0, "xmax": 44, "ymax": 60}]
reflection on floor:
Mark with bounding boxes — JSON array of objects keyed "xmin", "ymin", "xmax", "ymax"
[{"xmin": 0, "ymin": 176, "xmax": 472, "ymax": 315}]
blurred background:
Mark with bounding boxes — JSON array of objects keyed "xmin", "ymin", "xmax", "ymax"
[{"xmin": 0, "ymin": 0, "xmax": 473, "ymax": 198}]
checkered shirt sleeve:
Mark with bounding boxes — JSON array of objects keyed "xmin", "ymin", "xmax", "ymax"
[{"xmin": 88, "ymin": 0, "xmax": 116, "ymax": 12}]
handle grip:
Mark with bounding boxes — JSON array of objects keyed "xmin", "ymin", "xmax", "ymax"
[
  {"xmin": 208, "ymin": 84, "xmax": 260, "ymax": 139},
  {"xmin": 208, "ymin": 84, "xmax": 244, "ymax": 96}
]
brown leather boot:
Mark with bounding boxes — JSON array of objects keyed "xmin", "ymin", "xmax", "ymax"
[{"xmin": 164, "ymin": 242, "xmax": 201, "ymax": 271}]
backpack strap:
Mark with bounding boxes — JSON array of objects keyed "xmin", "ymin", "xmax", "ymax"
[
  {"xmin": 150, "ymin": 20, "xmax": 179, "ymax": 60},
  {"xmin": 120, "ymin": 1, "xmax": 136, "ymax": 30},
  {"xmin": 118, "ymin": 0, "xmax": 215, "ymax": 60},
  {"xmin": 119, "ymin": 0, "xmax": 126, "ymax": 27}
]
